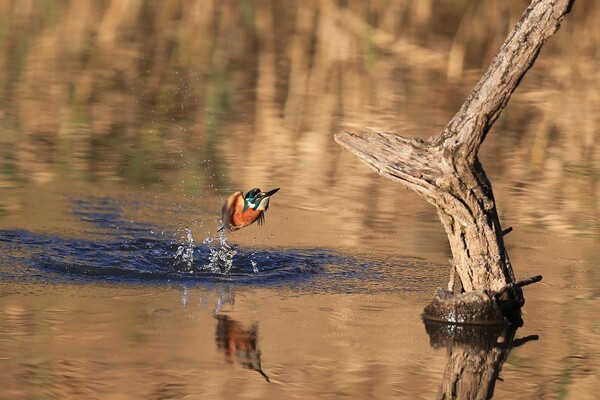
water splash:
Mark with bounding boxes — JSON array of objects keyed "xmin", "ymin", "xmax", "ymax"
[
  {"xmin": 205, "ymin": 231, "xmax": 237, "ymax": 274},
  {"xmin": 173, "ymin": 228, "xmax": 238, "ymax": 275},
  {"xmin": 174, "ymin": 227, "xmax": 195, "ymax": 271},
  {"xmin": 171, "ymin": 227, "xmax": 269, "ymax": 275}
]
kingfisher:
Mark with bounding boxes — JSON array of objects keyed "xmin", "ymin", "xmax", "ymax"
[{"xmin": 218, "ymin": 188, "xmax": 280, "ymax": 232}]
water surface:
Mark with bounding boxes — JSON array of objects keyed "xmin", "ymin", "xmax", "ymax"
[{"xmin": 1, "ymin": 1, "xmax": 600, "ymax": 399}]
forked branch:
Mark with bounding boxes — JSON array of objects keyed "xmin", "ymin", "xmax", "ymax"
[{"xmin": 335, "ymin": 0, "xmax": 574, "ymax": 295}]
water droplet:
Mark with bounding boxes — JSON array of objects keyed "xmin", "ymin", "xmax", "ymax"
[{"xmin": 181, "ymin": 287, "xmax": 189, "ymax": 306}]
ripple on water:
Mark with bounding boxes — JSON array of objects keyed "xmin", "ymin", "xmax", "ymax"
[{"xmin": 0, "ymin": 228, "xmax": 444, "ymax": 294}]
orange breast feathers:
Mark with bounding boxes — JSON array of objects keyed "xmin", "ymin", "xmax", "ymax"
[{"xmin": 232, "ymin": 207, "xmax": 263, "ymax": 230}]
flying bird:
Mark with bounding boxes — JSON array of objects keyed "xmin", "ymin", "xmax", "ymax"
[{"xmin": 218, "ymin": 188, "xmax": 280, "ymax": 232}]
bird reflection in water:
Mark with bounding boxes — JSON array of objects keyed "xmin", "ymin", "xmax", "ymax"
[{"xmin": 215, "ymin": 314, "xmax": 270, "ymax": 382}]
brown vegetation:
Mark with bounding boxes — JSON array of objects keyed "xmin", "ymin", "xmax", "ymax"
[{"xmin": 0, "ymin": 0, "xmax": 598, "ymax": 240}]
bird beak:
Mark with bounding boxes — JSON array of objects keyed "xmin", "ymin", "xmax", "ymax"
[{"xmin": 263, "ymin": 188, "xmax": 280, "ymax": 197}]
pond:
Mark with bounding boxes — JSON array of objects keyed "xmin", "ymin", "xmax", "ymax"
[{"xmin": 1, "ymin": 1, "xmax": 599, "ymax": 399}]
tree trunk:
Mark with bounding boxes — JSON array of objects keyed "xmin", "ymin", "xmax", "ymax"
[{"xmin": 335, "ymin": 0, "xmax": 574, "ymax": 296}]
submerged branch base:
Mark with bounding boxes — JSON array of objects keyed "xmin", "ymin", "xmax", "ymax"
[{"xmin": 423, "ymin": 275, "xmax": 543, "ymax": 326}]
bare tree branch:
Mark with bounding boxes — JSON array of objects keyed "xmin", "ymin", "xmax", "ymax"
[
  {"xmin": 435, "ymin": 0, "xmax": 575, "ymax": 162},
  {"xmin": 334, "ymin": 0, "xmax": 575, "ymax": 294}
]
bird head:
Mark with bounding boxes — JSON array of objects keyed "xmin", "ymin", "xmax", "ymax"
[{"xmin": 243, "ymin": 187, "xmax": 280, "ymax": 212}]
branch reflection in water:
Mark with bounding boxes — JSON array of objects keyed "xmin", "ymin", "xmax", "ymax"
[{"xmin": 423, "ymin": 320, "xmax": 539, "ymax": 400}]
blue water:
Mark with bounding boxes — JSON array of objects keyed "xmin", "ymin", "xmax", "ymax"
[{"xmin": 0, "ymin": 195, "xmax": 441, "ymax": 294}]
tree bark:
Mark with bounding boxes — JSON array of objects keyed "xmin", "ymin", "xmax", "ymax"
[{"xmin": 335, "ymin": 0, "xmax": 574, "ymax": 294}]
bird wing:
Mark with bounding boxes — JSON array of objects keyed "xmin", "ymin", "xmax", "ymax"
[{"xmin": 222, "ymin": 191, "xmax": 244, "ymax": 231}]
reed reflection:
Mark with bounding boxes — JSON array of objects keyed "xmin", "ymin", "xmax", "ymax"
[{"xmin": 0, "ymin": 1, "xmax": 598, "ymax": 239}]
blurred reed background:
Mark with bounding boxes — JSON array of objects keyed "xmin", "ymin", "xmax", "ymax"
[{"xmin": 0, "ymin": 0, "xmax": 598, "ymax": 237}]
